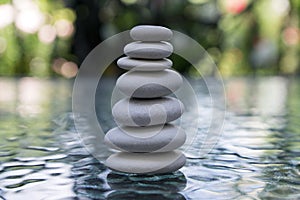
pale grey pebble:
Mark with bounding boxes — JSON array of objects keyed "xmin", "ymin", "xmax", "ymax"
[
  {"xmin": 105, "ymin": 150, "xmax": 186, "ymax": 174},
  {"xmin": 112, "ymin": 96, "xmax": 185, "ymax": 127},
  {"xmin": 104, "ymin": 124, "xmax": 186, "ymax": 152},
  {"xmin": 116, "ymin": 69, "xmax": 182, "ymax": 98},
  {"xmin": 130, "ymin": 25, "xmax": 173, "ymax": 41},
  {"xmin": 124, "ymin": 41, "xmax": 173, "ymax": 59},
  {"xmin": 117, "ymin": 57, "xmax": 172, "ymax": 71}
]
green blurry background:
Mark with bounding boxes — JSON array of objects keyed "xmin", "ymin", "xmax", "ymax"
[{"xmin": 0, "ymin": 0, "xmax": 299, "ymax": 78}]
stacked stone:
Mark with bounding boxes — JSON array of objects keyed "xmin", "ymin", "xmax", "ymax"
[{"xmin": 104, "ymin": 25, "xmax": 186, "ymax": 174}]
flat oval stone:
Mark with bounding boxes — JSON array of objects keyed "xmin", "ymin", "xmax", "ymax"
[
  {"xmin": 117, "ymin": 57, "xmax": 172, "ymax": 71},
  {"xmin": 105, "ymin": 150, "xmax": 186, "ymax": 174},
  {"xmin": 105, "ymin": 124, "xmax": 186, "ymax": 152},
  {"xmin": 130, "ymin": 25, "xmax": 173, "ymax": 41},
  {"xmin": 124, "ymin": 42, "xmax": 173, "ymax": 59},
  {"xmin": 116, "ymin": 69, "xmax": 182, "ymax": 98},
  {"xmin": 112, "ymin": 97, "xmax": 184, "ymax": 127}
]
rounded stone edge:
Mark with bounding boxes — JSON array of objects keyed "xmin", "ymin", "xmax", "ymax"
[
  {"xmin": 130, "ymin": 25, "xmax": 173, "ymax": 41},
  {"xmin": 105, "ymin": 151, "xmax": 186, "ymax": 174},
  {"xmin": 115, "ymin": 69, "xmax": 183, "ymax": 98},
  {"xmin": 111, "ymin": 97, "xmax": 185, "ymax": 127},
  {"xmin": 117, "ymin": 57, "xmax": 173, "ymax": 71},
  {"xmin": 104, "ymin": 125, "xmax": 187, "ymax": 152},
  {"xmin": 124, "ymin": 41, "xmax": 173, "ymax": 59}
]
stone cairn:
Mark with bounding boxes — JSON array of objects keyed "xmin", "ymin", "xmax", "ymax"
[{"xmin": 104, "ymin": 25, "xmax": 186, "ymax": 174}]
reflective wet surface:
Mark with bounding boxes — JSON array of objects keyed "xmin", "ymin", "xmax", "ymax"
[{"xmin": 0, "ymin": 76, "xmax": 300, "ymax": 199}]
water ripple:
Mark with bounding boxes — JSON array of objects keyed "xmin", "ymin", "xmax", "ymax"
[{"xmin": 1, "ymin": 77, "xmax": 300, "ymax": 199}]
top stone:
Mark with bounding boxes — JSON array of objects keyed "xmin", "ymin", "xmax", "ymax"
[{"xmin": 130, "ymin": 25, "xmax": 173, "ymax": 42}]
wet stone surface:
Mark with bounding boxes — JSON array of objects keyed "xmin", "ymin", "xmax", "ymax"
[{"xmin": 0, "ymin": 77, "xmax": 300, "ymax": 199}]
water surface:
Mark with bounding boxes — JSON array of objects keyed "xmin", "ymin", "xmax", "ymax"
[{"xmin": 0, "ymin": 77, "xmax": 299, "ymax": 200}]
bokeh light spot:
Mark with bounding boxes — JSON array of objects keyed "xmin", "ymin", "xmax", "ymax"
[
  {"xmin": 38, "ymin": 25, "xmax": 56, "ymax": 44},
  {"xmin": 271, "ymin": 0, "xmax": 290, "ymax": 16},
  {"xmin": 52, "ymin": 58, "xmax": 67, "ymax": 74},
  {"xmin": 54, "ymin": 19, "xmax": 74, "ymax": 38},
  {"xmin": 15, "ymin": 1, "xmax": 44, "ymax": 33},
  {"xmin": 61, "ymin": 61, "xmax": 78, "ymax": 78},
  {"xmin": 223, "ymin": 0, "xmax": 248, "ymax": 14},
  {"xmin": 0, "ymin": 4, "xmax": 15, "ymax": 29},
  {"xmin": 283, "ymin": 27, "xmax": 299, "ymax": 46}
]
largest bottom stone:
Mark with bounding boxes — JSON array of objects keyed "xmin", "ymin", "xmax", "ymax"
[{"xmin": 105, "ymin": 150, "xmax": 186, "ymax": 174}]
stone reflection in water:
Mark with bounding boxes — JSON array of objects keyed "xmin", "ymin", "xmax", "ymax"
[{"xmin": 107, "ymin": 171, "xmax": 187, "ymax": 200}]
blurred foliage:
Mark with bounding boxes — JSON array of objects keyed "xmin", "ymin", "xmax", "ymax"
[
  {"xmin": 0, "ymin": 0, "xmax": 76, "ymax": 77},
  {"xmin": 0, "ymin": 0, "xmax": 299, "ymax": 77}
]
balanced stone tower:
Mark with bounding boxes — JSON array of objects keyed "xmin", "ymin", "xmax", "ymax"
[{"xmin": 105, "ymin": 25, "xmax": 186, "ymax": 174}]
